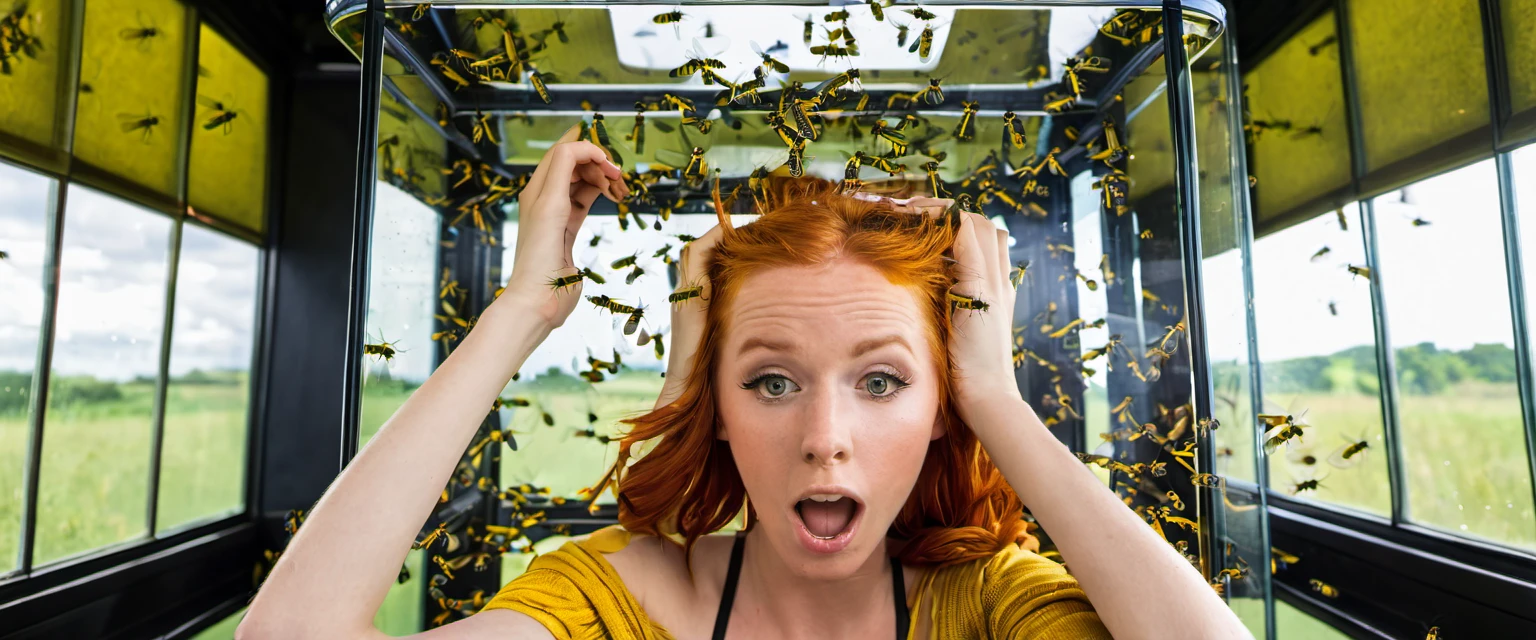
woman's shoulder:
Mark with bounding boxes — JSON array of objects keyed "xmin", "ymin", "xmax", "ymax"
[
  {"xmin": 479, "ymin": 525, "xmax": 735, "ymax": 639},
  {"xmin": 921, "ymin": 541, "xmax": 1109, "ymax": 638}
]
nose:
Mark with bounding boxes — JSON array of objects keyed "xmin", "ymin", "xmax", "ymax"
[{"xmin": 799, "ymin": 384, "xmax": 853, "ymax": 466}]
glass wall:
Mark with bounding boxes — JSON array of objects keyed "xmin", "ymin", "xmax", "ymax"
[
  {"xmin": 155, "ymin": 223, "xmax": 260, "ymax": 532},
  {"xmin": 1252, "ymin": 204, "xmax": 1390, "ymax": 517},
  {"xmin": 0, "ymin": 162, "xmax": 58, "ymax": 572},
  {"xmin": 35, "ymin": 186, "xmax": 173, "ymax": 564},
  {"xmin": 0, "ymin": 1, "xmax": 268, "ymax": 575},
  {"xmin": 1373, "ymin": 160, "xmax": 1536, "ymax": 549}
]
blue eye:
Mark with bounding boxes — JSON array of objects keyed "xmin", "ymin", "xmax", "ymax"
[
  {"xmin": 863, "ymin": 372, "xmax": 910, "ymax": 399},
  {"xmin": 742, "ymin": 374, "xmax": 799, "ymax": 400}
]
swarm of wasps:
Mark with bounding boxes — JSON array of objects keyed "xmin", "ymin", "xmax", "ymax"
[{"xmin": 0, "ymin": 1, "xmax": 43, "ymax": 76}]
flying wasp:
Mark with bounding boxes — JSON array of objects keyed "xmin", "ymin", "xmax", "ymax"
[
  {"xmin": 364, "ymin": 332, "xmax": 403, "ymax": 363},
  {"xmin": 1002, "ymin": 111, "xmax": 1027, "ymax": 149},
  {"xmin": 953, "ymin": 101, "xmax": 979, "ymax": 141},
  {"xmin": 753, "ymin": 40, "xmax": 790, "ymax": 74},
  {"xmin": 670, "ymin": 38, "xmax": 726, "ymax": 80},
  {"xmin": 909, "ymin": 25, "xmax": 934, "ymax": 60},
  {"xmin": 118, "ymin": 12, "xmax": 160, "ymax": 51},
  {"xmin": 197, "ymin": 95, "xmax": 242, "ymax": 134},
  {"xmin": 117, "ymin": 112, "xmax": 161, "ymax": 143}
]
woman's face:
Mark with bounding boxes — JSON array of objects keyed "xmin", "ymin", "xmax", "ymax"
[{"xmin": 715, "ymin": 258, "xmax": 943, "ymax": 579}]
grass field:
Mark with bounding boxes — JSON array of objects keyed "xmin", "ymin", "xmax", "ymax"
[{"xmin": 0, "ymin": 373, "xmax": 251, "ymax": 570}]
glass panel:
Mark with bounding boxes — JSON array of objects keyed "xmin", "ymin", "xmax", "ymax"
[
  {"xmin": 1275, "ymin": 599, "xmax": 1351, "ymax": 640},
  {"xmin": 1374, "ymin": 159, "xmax": 1536, "ymax": 548},
  {"xmin": 1349, "ymin": 0, "xmax": 1490, "ymax": 173},
  {"xmin": 1243, "ymin": 9, "xmax": 1352, "ymax": 230},
  {"xmin": 1506, "ymin": 0, "xmax": 1536, "ymax": 122},
  {"xmin": 498, "ymin": 213, "xmax": 735, "ymax": 503},
  {"xmin": 359, "ymin": 182, "xmax": 439, "ymax": 445},
  {"xmin": 71, "ymin": 0, "xmax": 189, "ymax": 197},
  {"xmin": 155, "ymin": 223, "xmax": 259, "ymax": 532},
  {"xmin": 35, "ymin": 185, "xmax": 172, "ymax": 564},
  {"xmin": 187, "ymin": 23, "xmax": 269, "ymax": 234},
  {"xmin": 0, "ymin": 0, "xmax": 72, "ymax": 163},
  {"xmin": 1252, "ymin": 204, "xmax": 1390, "ymax": 517},
  {"xmin": 1521, "ymin": 145, "xmax": 1536, "ymax": 336},
  {"xmin": 0, "ymin": 160, "xmax": 56, "ymax": 573}
]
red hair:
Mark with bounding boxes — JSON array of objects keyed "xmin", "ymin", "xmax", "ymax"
[{"xmin": 591, "ymin": 176, "xmax": 1033, "ymax": 576}]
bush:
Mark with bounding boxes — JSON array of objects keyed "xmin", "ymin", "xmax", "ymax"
[
  {"xmin": 0, "ymin": 370, "xmax": 33, "ymax": 414},
  {"xmin": 50, "ymin": 376, "xmax": 124, "ymax": 406}
]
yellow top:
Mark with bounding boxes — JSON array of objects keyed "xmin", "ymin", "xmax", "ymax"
[{"xmin": 480, "ymin": 525, "xmax": 1110, "ymax": 639}]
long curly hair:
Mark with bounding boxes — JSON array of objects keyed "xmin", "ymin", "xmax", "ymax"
[{"xmin": 590, "ymin": 176, "xmax": 1032, "ymax": 577}]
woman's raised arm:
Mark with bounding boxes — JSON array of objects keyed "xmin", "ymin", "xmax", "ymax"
[
  {"xmin": 236, "ymin": 128, "xmax": 628, "ymax": 640},
  {"xmin": 943, "ymin": 211, "xmax": 1251, "ymax": 639}
]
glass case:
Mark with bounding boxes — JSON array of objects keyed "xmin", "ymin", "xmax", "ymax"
[{"xmin": 323, "ymin": 1, "xmax": 1268, "ymax": 633}]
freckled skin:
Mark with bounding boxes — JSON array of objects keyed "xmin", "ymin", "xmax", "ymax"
[{"xmin": 715, "ymin": 258, "xmax": 943, "ymax": 582}]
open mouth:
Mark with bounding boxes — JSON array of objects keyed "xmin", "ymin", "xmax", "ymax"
[{"xmin": 790, "ymin": 491, "xmax": 864, "ymax": 553}]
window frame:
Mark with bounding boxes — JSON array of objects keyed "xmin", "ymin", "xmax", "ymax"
[
  {"xmin": 0, "ymin": 0, "xmax": 278, "ymax": 635},
  {"xmin": 1248, "ymin": 0, "xmax": 1536, "ymax": 637}
]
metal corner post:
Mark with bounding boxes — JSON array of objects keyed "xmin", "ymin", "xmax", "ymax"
[
  {"xmin": 340, "ymin": 0, "xmax": 386, "ymax": 469},
  {"xmin": 1216, "ymin": 0, "xmax": 1277, "ymax": 633},
  {"xmin": 1478, "ymin": 0, "xmax": 1536, "ymax": 522},
  {"xmin": 1333, "ymin": 0, "xmax": 1408, "ymax": 526},
  {"xmin": 1161, "ymin": 0, "xmax": 1223, "ymax": 582}
]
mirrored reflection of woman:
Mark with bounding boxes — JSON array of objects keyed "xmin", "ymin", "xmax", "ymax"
[{"xmin": 238, "ymin": 128, "xmax": 1250, "ymax": 640}]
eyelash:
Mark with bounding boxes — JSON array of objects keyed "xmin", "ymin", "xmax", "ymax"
[{"xmin": 738, "ymin": 369, "xmax": 913, "ymax": 403}]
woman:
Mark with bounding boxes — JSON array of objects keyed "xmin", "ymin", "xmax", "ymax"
[{"xmin": 238, "ymin": 127, "xmax": 1250, "ymax": 639}]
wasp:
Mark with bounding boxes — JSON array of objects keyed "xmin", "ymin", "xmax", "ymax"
[
  {"xmin": 1309, "ymin": 578, "xmax": 1339, "ymax": 598},
  {"xmin": 947, "ymin": 291, "xmax": 989, "ymax": 312},
  {"xmin": 861, "ymin": 121, "xmax": 906, "ymax": 157},
  {"xmin": 671, "ymin": 38, "xmax": 726, "ymax": 79},
  {"xmin": 787, "ymin": 139, "xmax": 808, "ymax": 177},
  {"xmin": 811, "ymin": 41, "xmax": 859, "ymax": 64},
  {"xmin": 905, "ymin": 7, "xmax": 938, "ymax": 20},
  {"xmin": 953, "ymin": 101, "xmax": 979, "ymax": 141},
  {"xmin": 547, "ymin": 271, "xmax": 585, "ymax": 292},
  {"xmin": 1336, "ymin": 208, "xmax": 1349, "ymax": 230},
  {"xmin": 866, "ymin": 0, "xmax": 892, "ymax": 20},
  {"xmin": 652, "ymin": 9, "xmax": 685, "ymax": 37},
  {"xmin": 669, "ymin": 285, "xmax": 703, "ymax": 304},
  {"xmin": 992, "ymin": 111, "xmax": 1026, "ymax": 150},
  {"xmin": 1190, "ymin": 473, "xmax": 1225, "ymax": 490},
  {"xmin": 1043, "ymin": 91, "xmax": 1076, "ymax": 114},
  {"xmin": 118, "ymin": 12, "xmax": 160, "ymax": 51},
  {"xmin": 1064, "ymin": 56, "xmax": 1112, "ymax": 98},
  {"xmin": 197, "ymin": 95, "xmax": 242, "ymax": 134},
  {"xmin": 1008, "ymin": 261, "xmax": 1031, "ymax": 289},
  {"xmin": 364, "ymin": 332, "xmax": 402, "ymax": 362},
  {"xmin": 815, "ymin": 68, "xmax": 862, "ymax": 103},
  {"xmin": 922, "ymin": 161, "xmax": 950, "ymax": 199},
  {"xmin": 429, "ymin": 52, "xmax": 475, "ymax": 90},
  {"xmin": 910, "ymin": 25, "xmax": 934, "ymax": 60},
  {"xmin": 752, "ymin": 40, "xmax": 790, "ymax": 74},
  {"xmin": 470, "ymin": 111, "xmax": 499, "ymax": 145},
  {"xmin": 527, "ymin": 67, "xmax": 553, "ymax": 104},
  {"xmin": 117, "ymin": 112, "xmax": 161, "ymax": 143},
  {"xmin": 588, "ymin": 113, "xmax": 623, "ymax": 166},
  {"xmin": 624, "ymin": 306, "xmax": 646, "ymax": 336},
  {"xmin": 825, "ymin": 9, "xmax": 850, "ymax": 21},
  {"xmin": 1347, "ymin": 264, "xmax": 1371, "ymax": 280},
  {"xmin": 797, "ymin": 13, "xmax": 815, "ymax": 44},
  {"xmin": 625, "ymin": 265, "xmax": 645, "ymax": 285},
  {"xmin": 1328, "ymin": 439, "xmax": 1370, "ymax": 469},
  {"xmin": 1094, "ymin": 171, "xmax": 1129, "ymax": 215}
]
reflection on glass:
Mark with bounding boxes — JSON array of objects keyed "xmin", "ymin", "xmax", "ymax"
[
  {"xmin": 188, "ymin": 22, "xmax": 270, "ymax": 234},
  {"xmin": 498, "ymin": 214, "xmax": 746, "ymax": 502},
  {"xmin": 0, "ymin": 161, "xmax": 56, "ymax": 572},
  {"xmin": 1191, "ymin": 34, "xmax": 1257, "ymax": 483},
  {"xmin": 1519, "ymin": 144, "xmax": 1536, "ymax": 341},
  {"xmin": 36, "ymin": 186, "xmax": 172, "ymax": 564},
  {"xmin": 360, "ymin": 183, "xmax": 440, "ymax": 445},
  {"xmin": 1068, "ymin": 172, "xmax": 1112, "ymax": 486},
  {"xmin": 1374, "ymin": 160, "xmax": 1536, "ymax": 548},
  {"xmin": 1253, "ymin": 205, "xmax": 1390, "ymax": 517},
  {"xmin": 156, "ymin": 223, "xmax": 259, "ymax": 532},
  {"xmin": 0, "ymin": 0, "xmax": 71, "ymax": 155}
]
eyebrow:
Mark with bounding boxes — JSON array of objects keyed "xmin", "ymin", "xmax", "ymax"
[{"xmin": 736, "ymin": 334, "xmax": 912, "ymax": 357}]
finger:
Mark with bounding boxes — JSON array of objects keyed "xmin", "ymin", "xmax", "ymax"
[
  {"xmin": 968, "ymin": 213, "xmax": 998, "ymax": 288},
  {"xmin": 521, "ymin": 123, "xmax": 583, "ymax": 209},
  {"xmin": 951, "ymin": 213, "xmax": 988, "ymax": 292},
  {"xmin": 572, "ymin": 182, "xmax": 604, "ymax": 213},
  {"xmin": 997, "ymin": 228, "xmax": 1011, "ymax": 283}
]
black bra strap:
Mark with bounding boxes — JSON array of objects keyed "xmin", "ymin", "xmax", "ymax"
[
  {"xmin": 712, "ymin": 532, "xmax": 909, "ymax": 640},
  {"xmin": 712, "ymin": 531, "xmax": 747, "ymax": 640},
  {"xmin": 892, "ymin": 556, "xmax": 909, "ymax": 639}
]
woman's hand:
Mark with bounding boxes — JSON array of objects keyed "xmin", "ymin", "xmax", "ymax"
[
  {"xmin": 653, "ymin": 223, "xmax": 727, "ymax": 410},
  {"xmin": 496, "ymin": 124, "xmax": 629, "ymax": 330},
  {"xmin": 945, "ymin": 209, "xmax": 1027, "ymax": 432}
]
